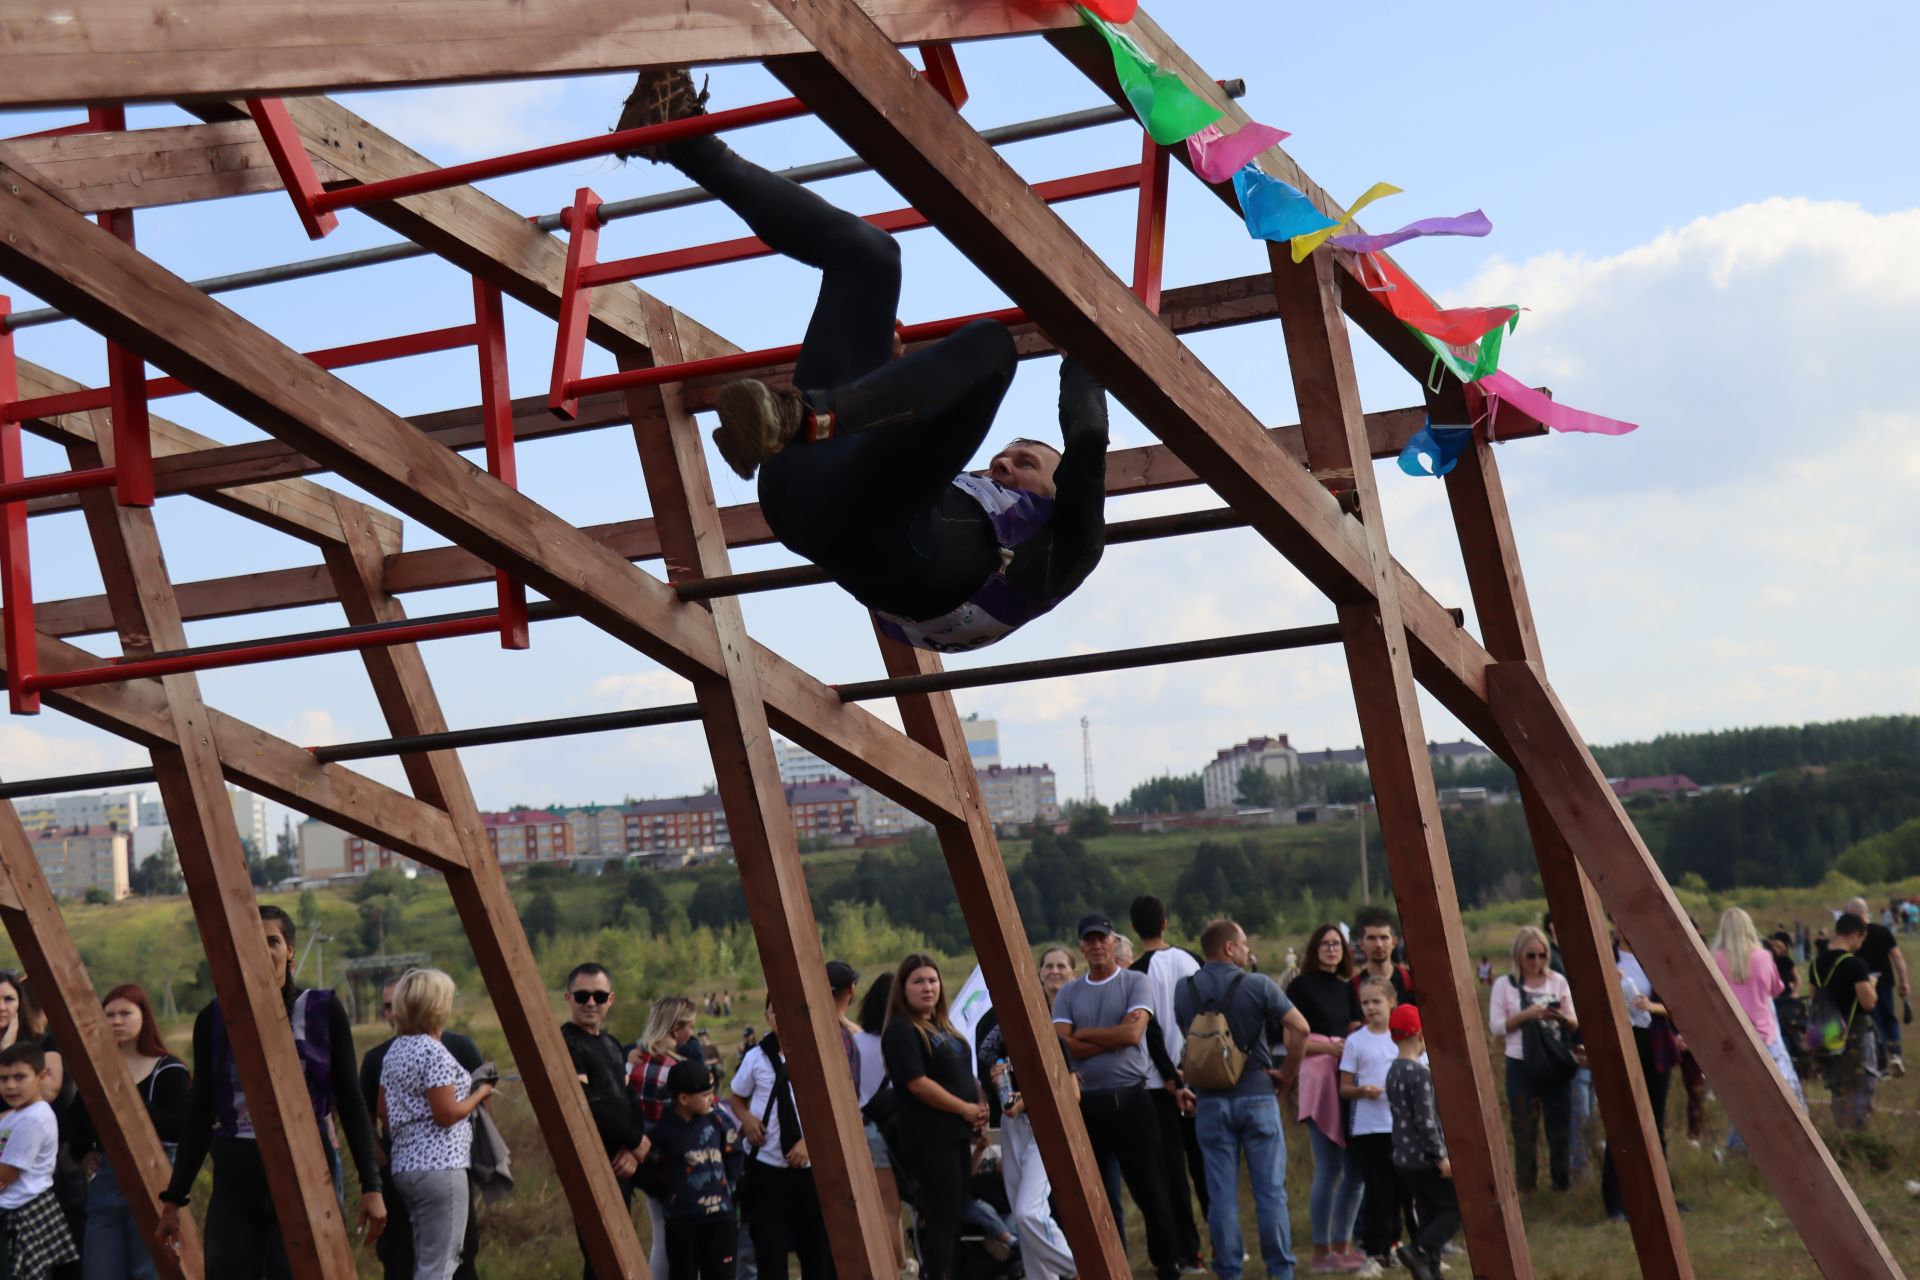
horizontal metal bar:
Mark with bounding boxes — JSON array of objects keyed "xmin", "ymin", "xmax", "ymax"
[
  {"xmin": 310, "ymin": 96, "xmax": 812, "ymax": 215},
  {"xmin": 0, "ymin": 465, "xmax": 117, "ymax": 503},
  {"xmin": 121, "ymin": 600, "xmax": 569, "ymax": 664},
  {"xmin": 313, "ymin": 701, "xmax": 707, "ymax": 762},
  {"xmin": 0, "ymin": 766, "xmax": 160, "ymax": 800},
  {"xmin": 0, "ymin": 82, "xmax": 1245, "ymax": 332}
]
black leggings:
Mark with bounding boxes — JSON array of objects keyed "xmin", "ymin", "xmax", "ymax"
[
  {"xmin": 1080, "ymin": 1088, "xmax": 1180, "ymax": 1280},
  {"xmin": 667, "ymin": 137, "xmax": 1016, "ymax": 616},
  {"xmin": 1349, "ymin": 1132, "xmax": 1401, "ymax": 1257},
  {"xmin": 665, "ymin": 1214, "xmax": 739, "ymax": 1280},
  {"xmin": 902, "ymin": 1137, "xmax": 972, "ymax": 1280},
  {"xmin": 1601, "ymin": 1025, "xmax": 1674, "ymax": 1217},
  {"xmin": 205, "ymin": 1138, "xmax": 294, "ymax": 1279},
  {"xmin": 742, "ymin": 1161, "xmax": 831, "ymax": 1280}
]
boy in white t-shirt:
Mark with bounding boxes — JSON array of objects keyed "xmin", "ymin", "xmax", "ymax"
[
  {"xmin": 1339, "ymin": 975, "xmax": 1408, "ymax": 1270},
  {"xmin": 0, "ymin": 1043, "xmax": 78, "ymax": 1280}
]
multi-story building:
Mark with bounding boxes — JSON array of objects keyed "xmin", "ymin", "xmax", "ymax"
[
  {"xmin": 132, "ymin": 786, "xmax": 273, "ymax": 863},
  {"xmin": 481, "ymin": 810, "xmax": 573, "ymax": 865},
  {"xmin": 626, "ymin": 793, "xmax": 728, "ymax": 859},
  {"xmin": 960, "ymin": 716, "xmax": 1001, "ymax": 768},
  {"xmin": 298, "ymin": 820, "xmax": 351, "ymax": 880},
  {"xmin": 32, "ymin": 825, "xmax": 130, "ymax": 899},
  {"xmin": 787, "ymin": 780, "xmax": 860, "ymax": 843},
  {"xmin": 16, "ymin": 790, "xmax": 143, "ymax": 837},
  {"xmin": 776, "ymin": 715, "xmax": 1002, "ymax": 787},
  {"xmin": 562, "ymin": 806, "xmax": 630, "ymax": 863},
  {"xmin": 855, "ymin": 763, "xmax": 1057, "ymax": 835},
  {"xmin": 1202, "ymin": 736, "xmax": 1300, "ymax": 811},
  {"xmin": 1294, "ymin": 740, "xmax": 1496, "ymax": 779}
]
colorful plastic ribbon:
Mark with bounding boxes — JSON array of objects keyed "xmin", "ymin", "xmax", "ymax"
[
  {"xmin": 1477, "ymin": 371, "xmax": 1639, "ymax": 436},
  {"xmin": 1419, "ymin": 317, "xmax": 1513, "ymax": 385},
  {"xmin": 1289, "ymin": 182, "xmax": 1401, "ymax": 262},
  {"xmin": 1398, "ymin": 420, "xmax": 1475, "ymax": 478},
  {"xmin": 1079, "ymin": 0, "xmax": 1139, "ymax": 19},
  {"xmin": 1329, "ymin": 210, "xmax": 1493, "ymax": 255},
  {"xmin": 1233, "ymin": 166, "xmax": 1338, "ymax": 242},
  {"xmin": 1379, "ymin": 283, "xmax": 1519, "ymax": 348},
  {"xmin": 1080, "ymin": 8, "xmax": 1223, "ymax": 144},
  {"xmin": 1186, "ymin": 122, "xmax": 1291, "ymax": 185}
]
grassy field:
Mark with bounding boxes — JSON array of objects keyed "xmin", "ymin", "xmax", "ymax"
[{"xmin": 5, "ymin": 841, "xmax": 1917, "ymax": 1276}]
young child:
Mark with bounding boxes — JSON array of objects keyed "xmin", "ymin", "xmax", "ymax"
[
  {"xmin": 0, "ymin": 1044, "xmax": 77, "ymax": 1280},
  {"xmin": 1384, "ymin": 1007, "xmax": 1458, "ymax": 1280},
  {"xmin": 1339, "ymin": 974, "xmax": 1404, "ymax": 1269},
  {"xmin": 640, "ymin": 1058, "xmax": 746, "ymax": 1280}
]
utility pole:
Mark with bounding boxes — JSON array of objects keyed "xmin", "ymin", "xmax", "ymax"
[
  {"xmin": 1359, "ymin": 796, "xmax": 1371, "ymax": 901},
  {"xmin": 1081, "ymin": 716, "xmax": 1096, "ymax": 804}
]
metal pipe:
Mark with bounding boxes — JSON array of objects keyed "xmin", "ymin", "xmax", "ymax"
[
  {"xmin": 0, "ymin": 766, "xmax": 159, "ymax": 799},
  {"xmin": 0, "ymin": 465, "xmax": 117, "ymax": 503},
  {"xmin": 0, "ymin": 82, "xmax": 1245, "ymax": 332}
]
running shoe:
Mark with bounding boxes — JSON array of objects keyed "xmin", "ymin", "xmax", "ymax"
[
  {"xmin": 615, "ymin": 67, "xmax": 710, "ymax": 161},
  {"xmin": 712, "ymin": 380, "xmax": 810, "ymax": 479}
]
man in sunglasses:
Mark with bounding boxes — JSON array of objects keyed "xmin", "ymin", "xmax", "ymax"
[{"xmin": 561, "ymin": 963, "xmax": 649, "ymax": 1279}]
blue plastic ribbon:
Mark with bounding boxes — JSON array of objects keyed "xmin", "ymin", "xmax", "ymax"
[
  {"xmin": 1232, "ymin": 165, "xmax": 1338, "ymax": 243},
  {"xmin": 1398, "ymin": 419, "xmax": 1475, "ymax": 478}
]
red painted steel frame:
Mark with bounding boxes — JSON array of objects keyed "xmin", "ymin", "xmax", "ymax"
[
  {"xmin": 917, "ymin": 43, "xmax": 969, "ymax": 108},
  {"xmin": 472, "ymin": 279, "xmax": 529, "ymax": 648},
  {"xmin": 0, "ymin": 297, "xmax": 37, "ymax": 714},
  {"xmin": 89, "ymin": 106, "xmax": 154, "ymax": 507},
  {"xmin": 246, "ymin": 98, "xmax": 341, "ymax": 240},
  {"xmin": 547, "ymin": 187, "xmax": 604, "ymax": 420},
  {"xmin": 1131, "ymin": 132, "xmax": 1170, "ymax": 314}
]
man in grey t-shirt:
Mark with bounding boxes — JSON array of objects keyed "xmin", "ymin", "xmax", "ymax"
[
  {"xmin": 1052, "ymin": 913, "xmax": 1181, "ymax": 1280},
  {"xmin": 1173, "ymin": 919, "xmax": 1307, "ymax": 1280}
]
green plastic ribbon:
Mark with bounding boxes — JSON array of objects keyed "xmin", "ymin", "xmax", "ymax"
[
  {"xmin": 1079, "ymin": 7, "xmax": 1223, "ymax": 144},
  {"xmin": 1417, "ymin": 309, "xmax": 1518, "ymax": 385}
]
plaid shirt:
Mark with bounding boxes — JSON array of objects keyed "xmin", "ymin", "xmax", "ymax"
[
  {"xmin": 0, "ymin": 1188, "xmax": 78, "ymax": 1280},
  {"xmin": 629, "ymin": 1051, "xmax": 679, "ymax": 1124}
]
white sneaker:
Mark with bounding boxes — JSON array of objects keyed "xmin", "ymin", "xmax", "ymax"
[{"xmin": 1353, "ymin": 1262, "xmax": 1387, "ymax": 1278}]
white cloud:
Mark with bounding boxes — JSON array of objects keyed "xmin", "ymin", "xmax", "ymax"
[
  {"xmin": 0, "ymin": 725, "xmax": 145, "ymax": 780},
  {"xmin": 348, "ymin": 82, "xmax": 572, "ymax": 160},
  {"xmin": 588, "ymin": 671, "xmax": 696, "ymax": 710}
]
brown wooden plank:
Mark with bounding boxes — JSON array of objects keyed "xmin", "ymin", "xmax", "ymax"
[
  {"xmin": 14, "ymin": 356, "xmax": 401, "ymax": 553},
  {"xmin": 1486, "ymin": 661, "xmax": 1901, "ymax": 1278},
  {"xmin": 1, "ymin": 0, "xmax": 1080, "ymax": 106},
  {"xmin": 872, "ymin": 628, "xmax": 1130, "ymax": 1278},
  {"xmin": 0, "ymin": 159, "xmax": 966, "ymax": 825},
  {"xmin": 1268, "ymin": 245, "xmax": 1531, "ymax": 1277},
  {"xmin": 320, "ymin": 496, "xmax": 648, "ymax": 1278},
  {"xmin": 1441, "ymin": 423, "xmax": 1691, "ymax": 1276},
  {"xmin": 621, "ymin": 320, "xmax": 896, "ymax": 1277},
  {"xmin": 63, "ymin": 436, "xmax": 355, "ymax": 1280},
  {"xmin": 0, "ymin": 803, "xmax": 204, "ymax": 1279},
  {"xmin": 0, "ymin": 120, "xmax": 349, "ymax": 213}
]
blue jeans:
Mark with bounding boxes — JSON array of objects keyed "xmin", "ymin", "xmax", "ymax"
[
  {"xmin": 1568, "ymin": 1067, "xmax": 1595, "ymax": 1176},
  {"xmin": 1195, "ymin": 1094, "xmax": 1294, "ymax": 1280},
  {"xmin": 1305, "ymin": 1119, "xmax": 1360, "ymax": 1247},
  {"xmin": 84, "ymin": 1161, "xmax": 158, "ymax": 1280}
]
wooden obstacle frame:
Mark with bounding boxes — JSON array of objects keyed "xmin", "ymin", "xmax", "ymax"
[{"xmin": 0, "ymin": 3, "xmax": 1900, "ymax": 1277}]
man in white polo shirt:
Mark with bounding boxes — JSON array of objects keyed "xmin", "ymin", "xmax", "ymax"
[{"xmin": 1053, "ymin": 912, "xmax": 1181, "ymax": 1280}]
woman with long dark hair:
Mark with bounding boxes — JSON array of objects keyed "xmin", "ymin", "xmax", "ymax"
[
  {"xmin": 1285, "ymin": 925, "xmax": 1364, "ymax": 1271},
  {"xmin": 73, "ymin": 984, "xmax": 190, "ymax": 1280},
  {"xmin": 882, "ymin": 954, "xmax": 986, "ymax": 1280}
]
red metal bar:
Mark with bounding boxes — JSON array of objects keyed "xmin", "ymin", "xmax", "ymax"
[
  {"xmin": 246, "ymin": 98, "xmax": 340, "ymax": 240},
  {"xmin": 9, "ymin": 120, "xmax": 105, "ymax": 141},
  {"xmin": 23, "ymin": 612, "xmax": 505, "ymax": 693},
  {"xmin": 918, "ymin": 43, "xmax": 969, "ymax": 109},
  {"xmin": 312, "ymin": 96, "xmax": 812, "ymax": 216},
  {"xmin": 0, "ymin": 467, "xmax": 117, "ymax": 504},
  {"xmin": 567, "ymin": 305, "xmax": 1027, "ymax": 399},
  {"xmin": 582, "ymin": 165, "xmax": 1144, "ymax": 288},
  {"xmin": 89, "ymin": 103, "xmax": 156, "ymax": 507},
  {"xmin": 0, "ymin": 296, "xmax": 40, "ymax": 713},
  {"xmin": 1132, "ymin": 131, "xmax": 1171, "ymax": 315},
  {"xmin": 548, "ymin": 187, "xmax": 603, "ymax": 420},
  {"xmin": 472, "ymin": 279, "xmax": 529, "ymax": 650},
  {"xmin": 4, "ymin": 323, "xmax": 480, "ymax": 422}
]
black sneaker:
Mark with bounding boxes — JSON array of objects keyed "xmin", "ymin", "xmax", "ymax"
[
  {"xmin": 615, "ymin": 67, "xmax": 710, "ymax": 162},
  {"xmin": 1395, "ymin": 1245, "xmax": 1436, "ymax": 1280}
]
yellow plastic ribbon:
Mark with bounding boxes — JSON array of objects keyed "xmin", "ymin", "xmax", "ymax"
[{"xmin": 1289, "ymin": 181, "xmax": 1402, "ymax": 263}]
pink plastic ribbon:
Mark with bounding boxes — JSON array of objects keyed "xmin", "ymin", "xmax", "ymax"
[
  {"xmin": 1329, "ymin": 210, "xmax": 1493, "ymax": 255},
  {"xmin": 1477, "ymin": 371, "xmax": 1639, "ymax": 437},
  {"xmin": 1185, "ymin": 121, "xmax": 1291, "ymax": 185}
]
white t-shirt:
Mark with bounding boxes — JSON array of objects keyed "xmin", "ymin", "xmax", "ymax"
[
  {"xmin": 1338, "ymin": 1028, "xmax": 1401, "ymax": 1136},
  {"xmin": 853, "ymin": 1030, "xmax": 886, "ymax": 1109},
  {"xmin": 1135, "ymin": 946, "xmax": 1201, "ymax": 1089},
  {"xmin": 380, "ymin": 1034, "xmax": 473, "ymax": 1173},
  {"xmin": 731, "ymin": 1045, "xmax": 795, "ymax": 1168},
  {"xmin": 0, "ymin": 1101, "xmax": 57, "ymax": 1209}
]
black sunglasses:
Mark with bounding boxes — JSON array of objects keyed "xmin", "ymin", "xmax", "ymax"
[{"xmin": 571, "ymin": 990, "xmax": 612, "ymax": 1005}]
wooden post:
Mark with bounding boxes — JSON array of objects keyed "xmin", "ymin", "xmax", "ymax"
[
  {"xmin": 0, "ymin": 804, "xmax": 203, "ymax": 1279},
  {"xmin": 1442, "ymin": 421, "xmax": 1691, "ymax": 1276},
  {"xmin": 870, "ymin": 630, "xmax": 1130, "ymax": 1279},
  {"xmin": 616, "ymin": 323, "xmax": 897, "ymax": 1280},
  {"xmin": 320, "ymin": 497, "xmax": 649, "ymax": 1280},
  {"xmin": 1266, "ymin": 245, "xmax": 1531, "ymax": 1278}
]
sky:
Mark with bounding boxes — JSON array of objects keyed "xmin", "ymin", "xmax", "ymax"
[{"xmin": 2, "ymin": 1, "xmax": 1918, "ymax": 835}]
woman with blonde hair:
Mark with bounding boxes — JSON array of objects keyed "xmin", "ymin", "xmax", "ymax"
[
  {"xmin": 883, "ymin": 953, "xmax": 986, "ymax": 1280},
  {"xmin": 1488, "ymin": 925, "xmax": 1578, "ymax": 1193},
  {"xmin": 378, "ymin": 968, "xmax": 493, "ymax": 1280},
  {"xmin": 1712, "ymin": 906, "xmax": 1803, "ymax": 1150},
  {"xmin": 629, "ymin": 994, "xmax": 698, "ymax": 1278}
]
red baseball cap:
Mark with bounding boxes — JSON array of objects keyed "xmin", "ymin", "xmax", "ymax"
[{"xmin": 1389, "ymin": 1005, "xmax": 1423, "ymax": 1041}]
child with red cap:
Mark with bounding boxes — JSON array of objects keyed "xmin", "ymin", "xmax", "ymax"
[{"xmin": 1384, "ymin": 1006, "xmax": 1459, "ymax": 1280}]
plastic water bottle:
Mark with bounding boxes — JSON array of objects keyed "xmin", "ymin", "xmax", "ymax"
[{"xmin": 996, "ymin": 1059, "xmax": 1016, "ymax": 1111}]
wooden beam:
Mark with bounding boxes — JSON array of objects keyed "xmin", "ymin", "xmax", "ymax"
[
  {"xmin": 1268, "ymin": 244, "xmax": 1530, "ymax": 1276},
  {"xmin": 0, "ymin": 159, "xmax": 967, "ymax": 827},
  {"xmin": 873, "ymin": 627, "xmax": 1130, "ymax": 1277},
  {"xmin": 1441, "ymin": 420, "xmax": 1692, "ymax": 1276},
  {"xmin": 0, "ymin": 0, "xmax": 1081, "ymax": 106},
  {"xmin": 320, "ymin": 496, "xmax": 649, "ymax": 1279},
  {"xmin": 63, "ymin": 435, "xmax": 355, "ymax": 1280},
  {"xmin": 1486, "ymin": 662, "xmax": 1902, "ymax": 1279},
  {"xmin": 0, "ymin": 120, "xmax": 349, "ymax": 213},
  {"xmin": 621, "ymin": 322, "xmax": 896, "ymax": 1278},
  {"xmin": 0, "ymin": 803, "xmax": 205, "ymax": 1279},
  {"xmin": 14, "ymin": 356, "xmax": 401, "ymax": 553}
]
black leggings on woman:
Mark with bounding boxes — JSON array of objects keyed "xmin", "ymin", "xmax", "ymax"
[
  {"xmin": 666, "ymin": 137, "xmax": 1016, "ymax": 619},
  {"xmin": 900, "ymin": 1137, "xmax": 972, "ymax": 1280}
]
